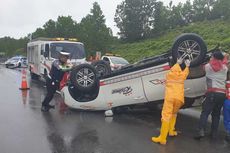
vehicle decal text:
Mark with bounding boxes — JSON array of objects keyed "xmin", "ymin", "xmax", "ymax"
[
  {"xmin": 112, "ymin": 86, "xmax": 133, "ymax": 96},
  {"xmin": 150, "ymin": 79, "xmax": 166, "ymax": 85}
]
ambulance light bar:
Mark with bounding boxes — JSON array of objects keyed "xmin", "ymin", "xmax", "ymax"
[{"xmin": 32, "ymin": 37, "xmax": 78, "ymax": 42}]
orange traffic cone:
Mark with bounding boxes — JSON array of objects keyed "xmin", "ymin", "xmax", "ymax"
[
  {"xmin": 19, "ymin": 69, "xmax": 30, "ymax": 90},
  {"xmin": 21, "ymin": 90, "xmax": 28, "ymax": 104}
]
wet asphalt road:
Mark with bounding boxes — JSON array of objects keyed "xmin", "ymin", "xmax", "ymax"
[{"xmin": 0, "ymin": 65, "xmax": 230, "ymax": 153}]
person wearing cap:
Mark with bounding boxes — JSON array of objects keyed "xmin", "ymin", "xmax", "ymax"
[
  {"xmin": 151, "ymin": 58, "xmax": 190, "ymax": 145},
  {"xmin": 41, "ymin": 50, "xmax": 72, "ymax": 112},
  {"xmin": 194, "ymin": 50, "xmax": 228, "ymax": 140}
]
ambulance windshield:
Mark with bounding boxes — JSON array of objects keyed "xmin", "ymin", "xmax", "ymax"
[{"xmin": 50, "ymin": 43, "xmax": 86, "ymax": 59}]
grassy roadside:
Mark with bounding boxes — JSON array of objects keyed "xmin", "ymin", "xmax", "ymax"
[{"xmin": 110, "ymin": 20, "xmax": 230, "ymax": 63}]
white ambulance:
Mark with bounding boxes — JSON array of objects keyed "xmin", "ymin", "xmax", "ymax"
[{"xmin": 27, "ymin": 38, "xmax": 86, "ymax": 79}]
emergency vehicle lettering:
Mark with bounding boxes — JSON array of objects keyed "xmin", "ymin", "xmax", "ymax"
[
  {"xmin": 100, "ymin": 65, "xmax": 170, "ymax": 86},
  {"xmin": 112, "ymin": 86, "xmax": 133, "ymax": 96},
  {"xmin": 150, "ymin": 79, "xmax": 166, "ymax": 85}
]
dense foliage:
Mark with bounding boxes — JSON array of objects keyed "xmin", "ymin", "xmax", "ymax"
[
  {"xmin": 111, "ymin": 20, "xmax": 230, "ymax": 63},
  {"xmin": 114, "ymin": 0, "xmax": 230, "ymax": 42},
  {"xmin": 0, "ymin": 37, "xmax": 27, "ymax": 56}
]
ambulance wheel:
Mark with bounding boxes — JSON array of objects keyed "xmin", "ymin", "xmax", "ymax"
[
  {"xmin": 172, "ymin": 33, "xmax": 207, "ymax": 67},
  {"xmin": 91, "ymin": 60, "xmax": 111, "ymax": 77},
  {"xmin": 70, "ymin": 64, "xmax": 99, "ymax": 92}
]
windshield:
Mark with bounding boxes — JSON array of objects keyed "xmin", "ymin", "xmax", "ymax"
[
  {"xmin": 50, "ymin": 43, "xmax": 86, "ymax": 59},
  {"xmin": 8, "ymin": 57, "xmax": 21, "ymax": 62},
  {"xmin": 110, "ymin": 57, "xmax": 129, "ymax": 65},
  {"xmin": 11, "ymin": 57, "xmax": 20, "ymax": 60}
]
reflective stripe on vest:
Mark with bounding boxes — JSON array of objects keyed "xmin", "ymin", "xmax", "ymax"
[{"xmin": 207, "ymin": 88, "xmax": 226, "ymax": 93}]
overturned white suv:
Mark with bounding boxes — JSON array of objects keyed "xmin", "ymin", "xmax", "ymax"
[{"xmin": 60, "ymin": 33, "xmax": 212, "ymax": 112}]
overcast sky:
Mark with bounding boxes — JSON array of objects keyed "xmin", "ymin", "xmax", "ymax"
[{"xmin": 0, "ymin": 0, "xmax": 188, "ymax": 39}]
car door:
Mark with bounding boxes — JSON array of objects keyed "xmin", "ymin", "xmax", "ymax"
[
  {"xmin": 142, "ymin": 63, "xmax": 202, "ymax": 102},
  {"xmin": 141, "ymin": 64, "xmax": 169, "ymax": 102},
  {"xmin": 101, "ymin": 70, "xmax": 148, "ymax": 108}
]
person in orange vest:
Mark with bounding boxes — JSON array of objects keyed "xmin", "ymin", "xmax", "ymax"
[{"xmin": 151, "ymin": 58, "xmax": 190, "ymax": 145}]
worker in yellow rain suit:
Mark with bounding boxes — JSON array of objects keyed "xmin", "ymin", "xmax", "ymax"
[{"xmin": 152, "ymin": 58, "xmax": 190, "ymax": 145}]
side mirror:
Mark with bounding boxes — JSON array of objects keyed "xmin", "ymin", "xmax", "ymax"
[{"xmin": 44, "ymin": 44, "xmax": 49, "ymax": 58}]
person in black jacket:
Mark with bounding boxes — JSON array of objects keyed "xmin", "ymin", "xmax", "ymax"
[{"xmin": 41, "ymin": 51, "xmax": 72, "ymax": 112}]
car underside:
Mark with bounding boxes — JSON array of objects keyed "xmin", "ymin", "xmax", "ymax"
[{"xmin": 60, "ymin": 33, "xmax": 217, "ymax": 112}]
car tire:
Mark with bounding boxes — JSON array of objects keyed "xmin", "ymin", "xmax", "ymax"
[
  {"xmin": 30, "ymin": 72, "xmax": 39, "ymax": 80},
  {"xmin": 70, "ymin": 64, "xmax": 99, "ymax": 92},
  {"xmin": 29, "ymin": 66, "xmax": 39, "ymax": 80},
  {"xmin": 43, "ymin": 69, "xmax": 48, "ymax": 80},
  {"xmin": 172, "ymin": 33, "xmax": 207, "ymax": 67},
  {"xmin": 91, "ymin": 60, "xmax": 111, "ymax": 78}
]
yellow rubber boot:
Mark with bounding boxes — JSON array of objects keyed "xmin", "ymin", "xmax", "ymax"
[
  {"xmin": 152, "ymin": 121, "xmax": 170, "ymax": 145},
  {"xmin": 169, "ymin": 116, "xmax": 178, "ymax": 136}
]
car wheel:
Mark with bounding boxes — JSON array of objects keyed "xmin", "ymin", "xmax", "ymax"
[
  {"xmin": 91, "ymin": 60, "xmax": 111, "ymax": 77},
  {"xmin": 18, "ymin": 63, "xmax": 21, "ymax": 68},
  {"xmin": 30, "ymin": 72, "xmax": 39, "ymax": 80},
  {"xmin": 43, "ymin": 69, "xmax": 48, "ymax": 80},
  {"xmin": 29, "ymin": 66, "xmax": 39, "ymax": 80},
  {"xmin": 172, "ymin": 33, "xmax": 207, "ymax": 67},
  {"xmin": 70, "ymin": 64, "xmax": 99, "ymax": 92}
]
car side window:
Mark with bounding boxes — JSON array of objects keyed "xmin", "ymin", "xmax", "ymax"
[{"xmin": 22, "ymin": 58, "xmax": 27, "ymax": 64}]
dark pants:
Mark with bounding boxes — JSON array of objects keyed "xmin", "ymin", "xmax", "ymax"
[
  {"xmin": 198, "ymin": 92, "xmax": 226, "ymax": 134},
  {"xmin": 42, "ymin": 78, "xmax": 59, "ymax": 107}
]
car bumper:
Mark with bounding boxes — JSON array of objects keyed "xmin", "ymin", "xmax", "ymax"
[{"xmin": 5, "ymin": 63, "xmax": 18, "ymax": 68}]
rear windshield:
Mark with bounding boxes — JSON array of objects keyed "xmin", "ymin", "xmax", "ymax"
[
  {"xmin": 110, "ymin": 57, "xmax": 129, "ymax": 64},
  {"xmin": 50, "ymin": 43, "xmax": 86, "ymax": 59}
]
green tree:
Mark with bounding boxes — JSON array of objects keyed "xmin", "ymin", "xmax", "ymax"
[
  {"xmin": 211, "ymin": 0, "xmax": 230, "ymax": 20},
  {"xmin": 0, "ymin": 37, "xmax": 27, "ymax": 56},
  {"xmin": 56, "ymin": 16, "xmax": 77, "ymax": 37},
  {"xmin": 79, "ymin": 2, "xmax": 113, "ymax": 54},
  {"xmin": 32, "ymin": 17, "xmax": 78, "ymax": 38},
  {"xmin": 115, "ymin": 0, "xmax": 156, "ymax": 42},
  {"xmin": 43, "ymin": 19, "xmax": 57, "ymax": 37},
  {"xmin": 193, "ymin": 0, "xmax": 216, "ymax": 21},
  {"xmin": 171, "ymin": 3, "xmax": 188, "ymax": 28},
  {"xmin": 33, "ymin": 28, "xmax": 46, "ymax": 38},
  {"xmin": 152, "ymin": 1, "xmax": 170, "ymax": 36},
  {"xmin": 181, "ymin": 0, "xmax": 194, "ymax": 24}
]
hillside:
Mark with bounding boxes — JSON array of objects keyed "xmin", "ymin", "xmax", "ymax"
[{"xmin": 110, "ymin": 20, "xmax": 230, "ymax": 63}]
